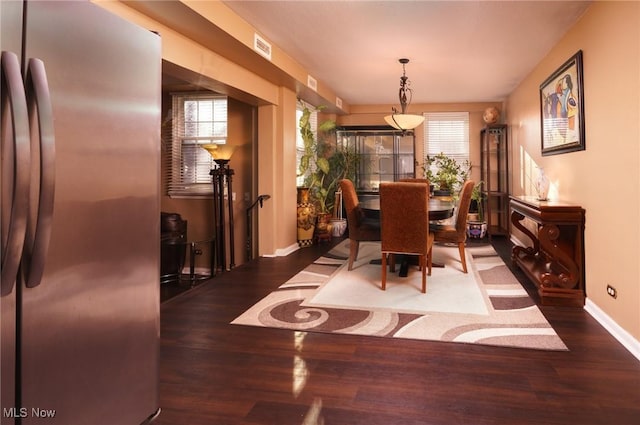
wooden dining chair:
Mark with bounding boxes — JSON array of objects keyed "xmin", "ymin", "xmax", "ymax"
[
  {"xmin": 379, "ymin": 182, "xmax": 434, "ymax": 293},
  {"xmin": 339, "ymin": 179, "xmax": 381, "ymax": 270},
  {"xmin": 429, "ymin": 180, "xmax": 475, "ymax": 273}
]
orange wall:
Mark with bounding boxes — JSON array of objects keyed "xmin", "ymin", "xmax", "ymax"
[
  {"xmin": 257, "ymin": 88, "xmax": 299, "ymax": 257},
  {"xmin": 505, "ymin": 1, "xmax": 640, "ymax": 340}
]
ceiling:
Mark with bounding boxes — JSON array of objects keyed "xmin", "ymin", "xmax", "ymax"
[{"xmin": 222, "ymin": 0, "xmax": 591, "ymax": 106}]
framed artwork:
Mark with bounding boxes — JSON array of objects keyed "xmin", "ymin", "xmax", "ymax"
[{"xmin": 539, "ymin": 50, "xmax": 585, "ymax": 156}]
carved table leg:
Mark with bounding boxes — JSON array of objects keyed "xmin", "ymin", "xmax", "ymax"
[
  {"xmin": 538, "ymin": 224, "xmax": 579, "ymax": 290},
  {"xmin": 510, "ymin": 210, "xmax": 538, "ymax": 261}
]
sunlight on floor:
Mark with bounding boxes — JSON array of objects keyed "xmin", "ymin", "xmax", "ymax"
[{"xmin": 293, "ymin": 331, "xmax": 308, "ymax": 398}]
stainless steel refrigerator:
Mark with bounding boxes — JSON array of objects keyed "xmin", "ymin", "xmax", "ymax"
[{"xmin": 1, "ymin": 1, "xmax": 161, "ymax": 424}]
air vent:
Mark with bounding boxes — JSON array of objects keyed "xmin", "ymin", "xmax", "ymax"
[
  {"xmin": 307, "ymin": 75, "xmax": 317, "ymax": 91},
  {"xmin": 253, "ymin": 33, "xmax": 272, "ymax": 61}
]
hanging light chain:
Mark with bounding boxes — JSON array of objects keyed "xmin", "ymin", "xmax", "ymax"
[
  {"xmin": 398, "ymin": 59, "xmax": 412, "ymax": 114},
  {"xmin": 384, "ymin": 57, "xmax": 425, "ymax": 132}
]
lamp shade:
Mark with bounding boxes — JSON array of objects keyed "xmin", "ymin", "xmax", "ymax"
[
  {"xmin": 202, "ymin": 143, "xmax": 236, "ymax": 160},
  {"xmin": 384, "ymin": 113, "xmax": 425, "ymax": 131}
]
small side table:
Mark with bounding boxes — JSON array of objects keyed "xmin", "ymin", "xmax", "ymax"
[
  {"xmin": 161, "ymin": 238, "xmax": 215, "ymax": 285},
  {"xmin": 183, "ymin": 238, "xmax": 216, "ymax": 283}
]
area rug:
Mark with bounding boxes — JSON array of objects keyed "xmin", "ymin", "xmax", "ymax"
[{"xmin": 232, "ymin": 240, "xmax": 568, "ymax": 351}]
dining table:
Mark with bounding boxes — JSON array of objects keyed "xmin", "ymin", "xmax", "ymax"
[
  {"xmin": 360, "ymin": 197, "xmax": 455, "ymax": 221},
  {"xmin": 359, "ymin": 196, "xmax": 456, "ymax": 276}
]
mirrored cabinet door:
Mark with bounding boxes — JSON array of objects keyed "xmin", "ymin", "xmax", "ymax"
[
  {"xmin": 396, "ymin": 133, "xmax": 415, "ymax": 181},
  {"xmin": 337, "ymin": 128, "xmax": 415, "ymax": 195}
]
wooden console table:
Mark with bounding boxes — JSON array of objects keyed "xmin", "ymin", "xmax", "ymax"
[{"xmin": 510, "ymin": 196, "xmax": 585, "ymax": 307}]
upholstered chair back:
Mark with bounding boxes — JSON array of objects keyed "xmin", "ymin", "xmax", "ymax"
[
  {"xmin": 379, "ymin": 181, "xmax": 434, "ymax": 292},
  {"xmin": 379, "ymin": 182, "xmax": 429, "ymax": 255},
  {"xmin": 340, "ymin": 179, "xmax": 364, "ymax": 232},
  {"xmin": 399, "ymin": 178, "xmax": 430, "ymax": 185},
  {"xmin": 339, "ymin": 179, "xmax": 381, "ymax": 270},
  {"xmin": 430, "ymin": 180, "xmax": 475, "ymax": 273},
  {"xmin": 455, "ymin": 180, "xmax": 475, "ymax": 236}
]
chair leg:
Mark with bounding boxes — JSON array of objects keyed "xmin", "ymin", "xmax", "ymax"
[
  {"xmin": 389, "ymin": 253, "xmax": 396, "ymax": 273},
  {"xmin": 348, "ymin": 240, "xmax": 360, "ymax": 271},
  {"xmin": 458, "ymin": 242, "xmax": 467, "ymax": 273},
  {"xmin": 427, "ymin": 245, "xmax": 433, "ymax": 276},
  {"xmin": 381, "ymin": 253, "xmax": 387, "ymax": 290},
  {"xmin": 421, "ymin": 255, "xmax": 426, "ymax": 293}
]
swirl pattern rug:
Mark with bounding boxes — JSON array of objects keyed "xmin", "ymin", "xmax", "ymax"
[{"xmin": 232, "ymin": 240, "xmax": 567, "ymax": 350}]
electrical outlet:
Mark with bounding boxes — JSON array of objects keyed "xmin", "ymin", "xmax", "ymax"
[{"xmin": 606, "ymin": 284, "xmax": 617, "ymax": 299}]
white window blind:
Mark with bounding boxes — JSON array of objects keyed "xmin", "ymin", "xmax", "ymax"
[
  {"xmin": 296, "ymin": 101, "xmax": 318, "ymax": 187},
  {"xmin": 423, "ymin": 111, "xmax": 469, "ymax": 168},
  {"xmin": 167, "ymin": 93, "xmax": 228, "ymax": 197}
]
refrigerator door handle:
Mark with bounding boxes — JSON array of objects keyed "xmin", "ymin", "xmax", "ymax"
[
  {"xmin": 0, "ymin": 51, "xmax": 31, "ymax": 295},
  {"xmin": 23, "ymin": 58, "xmax": 55, "ymax": 288}
]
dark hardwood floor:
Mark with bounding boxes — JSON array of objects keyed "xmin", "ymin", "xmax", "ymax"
[{"xmin": 156, "ymin": 236, "xmax": 640, "ymax": 425}]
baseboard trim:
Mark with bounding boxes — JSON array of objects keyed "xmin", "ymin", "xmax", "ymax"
[
  {"xmin": 584, "ymin": 298, "xmax": 640, "ymax": 362},
  {"xmin": 276, "ymin": 243, "xmax": 300, "ymax": 256},
  {"xmin": 262, "ymin": 243, "xmax": 300, "ymax": 257}
]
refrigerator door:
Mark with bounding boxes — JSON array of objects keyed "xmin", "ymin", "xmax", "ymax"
[
  {"xmin": 19, "ymin": 2, "xmax": 161, "ymax": 424},
  {"xmin": 1, "ymin": 3, "xmax": 28, "ymax": 424}
]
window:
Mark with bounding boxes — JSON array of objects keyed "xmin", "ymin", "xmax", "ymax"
[
  {"xmin": 295, "ymin": 101, "xmax": 317, "ymax": 187},
  {"xmin": 167, "ymin": 93, "xmax": 228, "ymax": 197},
  {"xmin": 423, "ymin": 111, "xmax": 469, "ymax": 172}
]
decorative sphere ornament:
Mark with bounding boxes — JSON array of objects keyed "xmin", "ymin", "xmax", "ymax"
[{"xmin": 483, "ymin": 107, "xmax": 500, "ymax": 124}]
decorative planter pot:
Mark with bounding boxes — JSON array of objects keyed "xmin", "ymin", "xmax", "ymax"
[
  {"xmin": 315, "ymin": 212, "xmax": 332, "ymax": 243},
  {"xmin": 296, "ymin": 187, "xmax": 316, "ymax": 247},
  {"xmin": 433, "ymin": 189, "xmax": 452, "ymax": 198},
  {"xmin": 467, "ymin": 221, "xmax": 487, "ymax": 239},
  {"xmin": 330, "ymin": 218, "xmax": 347, "ymax": 237}
]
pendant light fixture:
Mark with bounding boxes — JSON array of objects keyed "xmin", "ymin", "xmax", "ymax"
[{"xmin": 384, "ymin": 58, "xmax": 425, "ymax": 132}]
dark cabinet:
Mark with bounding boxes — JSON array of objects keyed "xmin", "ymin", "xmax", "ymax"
[
  {"xmin": 337, "ymin": 128, "xmax": 415, "ymax": 196},
  {"xmin": 480, "ymin": 125, "xmax": 509, "ymax": 238},
  {"xmin": 160, "ymin": 212, "xmax": 187, "ymax": 283}
]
